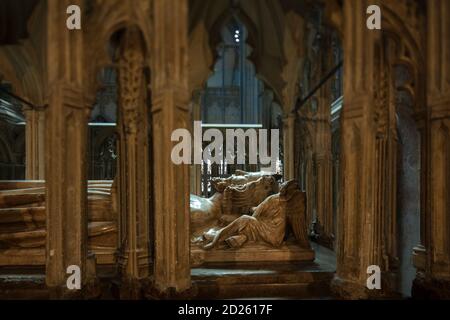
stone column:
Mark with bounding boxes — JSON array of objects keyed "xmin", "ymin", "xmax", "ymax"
[
  {"xmin": 383, "ymin": 41, "xmax": 400, "ymax": 274},
  {"xmin": 314, "ymin": 90, "xmax": 334, "ymax": 248},
  {"xmin": 116, "ymin": 27, "xmax": 151, "ymax": 298},
  {"xmin": 45, "ymin": 0, "xmax": 90, "ymax": 296},
  {"xmin": 283, "ymin": 113, "xmax": 296, "ymax": 180},
  {"xmin": 190, "ymin": 90, "xmax": 202, "ymax": 196},
  {"xmin": 333, "ymin": 0, "xmax": 389, "ymax": 298},
  {"xmin": 151, "ymin": 0, "xmax": 191, "ymax": 294},
  {"xmin": 24, "ymin": 107, "xmax": 45, "ymax": 180},
  {"xmin": 413, "ymin": 0, "xmax": 450, "ymax": 298}
]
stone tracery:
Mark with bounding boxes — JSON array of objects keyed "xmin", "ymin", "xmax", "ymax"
[{"xmin": 0, "ymin": 0, "xmax": 448, "ymax": 300}]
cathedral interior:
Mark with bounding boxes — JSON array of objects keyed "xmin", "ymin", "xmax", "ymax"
[{"xmin": 0, "ymin": 0, "xmax": 449, "ymax": 300}]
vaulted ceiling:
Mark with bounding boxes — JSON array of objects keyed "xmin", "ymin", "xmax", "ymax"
[
  {"xmin": 188, "ymin": 0, "xmax": 336, "ymax": 111},
  {"xmin": 0, "ymin": 0, "xmax": 39, "ymax": 45},
  {"xmin": 0, "ymin": 0, "xmax": 46, "ymax": 105},
  {"xmin": 189, "ymin": 0, "xmax": 300, "ymax": 106},
  {"xmin": 0, "ymin": 0, "xmax": 341, "ymax": 111}
]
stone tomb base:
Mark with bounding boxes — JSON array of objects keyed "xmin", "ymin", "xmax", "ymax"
[
  {"xmin": 191, "ymin": 242, "xmax": 315, "ymax": 267},
  {"xmin": 0, "ymin": 247, "xmax": 115, "ymax": 266}
]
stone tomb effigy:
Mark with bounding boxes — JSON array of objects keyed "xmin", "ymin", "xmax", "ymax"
[{"xmin": 190, "ymin": 171, "xmax": 315, "ymax": 266}]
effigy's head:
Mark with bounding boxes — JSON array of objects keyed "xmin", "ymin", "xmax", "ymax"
[
  {"xmin": 211, "ymin": 172, "xmax": 280, "ymax": 194},
  {"xmin": 259, "ymin": 175, "xmax": 280, "ymax": 194},
  {"xmin": 211, "ymin": 178, "xmax": 227, "ymax": 193},
  {"xmin": 279, "ymin": 180, "xmax": 299, "ymax": 200}
]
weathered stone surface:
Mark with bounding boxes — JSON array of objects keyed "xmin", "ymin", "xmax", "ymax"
[{"xmin": 0, "ymin": 0, "xmax": 448, "ymax": 300}]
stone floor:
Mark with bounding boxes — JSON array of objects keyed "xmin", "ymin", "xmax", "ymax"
[{"xmin": 0, "ymin": 243, "xmax": 336, "ymax": 299}]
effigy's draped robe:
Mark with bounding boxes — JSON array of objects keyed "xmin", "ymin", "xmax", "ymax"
[{"xmin": 238, "ymin": 194, "xmax": 285, "ymax": 247}]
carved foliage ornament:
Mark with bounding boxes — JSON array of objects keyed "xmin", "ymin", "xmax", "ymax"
[{"xmin": 118, "ymin": 28, "xmax": 145, "ymax": 134}]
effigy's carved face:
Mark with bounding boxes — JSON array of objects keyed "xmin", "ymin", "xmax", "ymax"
[
  {"xmin": 260, "ymin": 176, "xmax": 279, "ymax": 194},
  {"xmin": 211, "ymin": 178, "xmax": 227, "ymax": 193}
]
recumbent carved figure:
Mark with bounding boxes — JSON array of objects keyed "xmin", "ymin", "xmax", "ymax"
[
  {"xmin": 190, "ymin": 172, "xmax": 279, "ymax": 240},
  {"xmin": 202, "ymin": 180, "xmax": 310, "ymax": 250}
]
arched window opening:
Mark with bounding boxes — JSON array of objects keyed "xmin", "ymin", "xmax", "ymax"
[
  {"xmin": 0, "ymin": 82, "xmax": 25, "ymax": 180},
  {"xmin": 395, "ymin": 64, "xmax": 420, "ymax": 297},
  {"xmin": 331, "ymin": 31, "xmax": 343, "ymax": 102},
  {"xmin": 88, "ymin": 67, "xmax": 118, "ymax": 180},
  {"xmin": 199, "ymin": 18, "xmax": 282, "ymax": 196}
]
